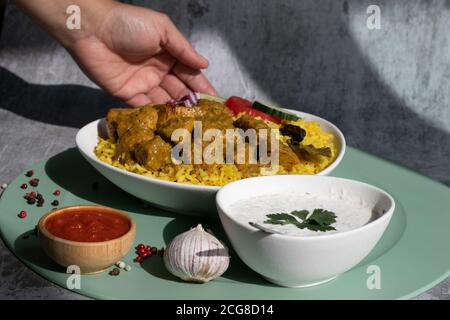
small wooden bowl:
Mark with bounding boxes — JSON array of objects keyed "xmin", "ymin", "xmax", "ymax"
[{"xmin": 38, "ymin": 206, "xmax": 136, "ymax": 274}]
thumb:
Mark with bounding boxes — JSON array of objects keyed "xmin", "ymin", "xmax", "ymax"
[{"xmin": 159, "ymin": 14, "xmax": 209, "ymax": 69}]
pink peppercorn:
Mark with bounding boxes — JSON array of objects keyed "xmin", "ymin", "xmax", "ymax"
[
  {"xmin": 18, "ymin": 210, "xmax": 27, "ymax": 218},
  {"xmin": 137, "ymin": 247, "xmax": 147, "ymax": 255}
]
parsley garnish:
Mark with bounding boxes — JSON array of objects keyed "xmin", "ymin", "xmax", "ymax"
[{"xmin": 264, "ymin": 209, "xmax": 337, "ymax": 232}]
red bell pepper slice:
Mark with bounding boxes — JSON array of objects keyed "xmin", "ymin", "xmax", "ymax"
[{"xmin": 225, "ymin": 96, "xmax": 281, "ymax": 124}]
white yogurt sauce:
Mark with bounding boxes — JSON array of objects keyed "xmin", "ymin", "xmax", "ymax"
[{"xmin": 228, "ymin": 191, "xmax": 381, "ymax": 236}]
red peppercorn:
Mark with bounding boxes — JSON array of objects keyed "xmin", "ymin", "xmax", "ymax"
[
  {"xmin": 145, "ymin": 245, "xmax": 151, "ymax": 252},
  {"xmin": 20, "ymin": 183, "xmax": 28, "ymax": 189},
  {"xmin": 141, "ymin": 251, "xmax": 151, "ymax": 258},
  {"xmin": 134, "ymin": 256, "xmax": 144, "ymax": 263},
  {"xmin": 18, "ymin": 210, "xmax": 27, "ymax": 218},
  {"xmin": 29, "ymin": 179, "xmax": 39, "ymax": 187},
  {"xmin": 24, "ymin": 192, "xmax": 36, "ymax": 201},
  {"xmin": 137, "ymin": 247, "xmax": 147, "ymax": 256},
  {"xmin": 53, "ymin": 190, "xmax": 60, "ymax": 196},
  {"xmin": 136, "ymin": 243, "xmax": 145, "ymax": 251}
]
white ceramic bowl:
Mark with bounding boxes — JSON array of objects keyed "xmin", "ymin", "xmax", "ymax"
[
  {"xmin": 216, "ymin": 175, "xmax": 395, "ymax": 287},
  {"xmin": 76, "ymin": 98, "xmax": 346, "ymax": 216}
]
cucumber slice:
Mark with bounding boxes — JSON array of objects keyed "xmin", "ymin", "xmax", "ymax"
[{"xmin": 252, "ymin": 101, "xmax": 301, "ymax": 121}]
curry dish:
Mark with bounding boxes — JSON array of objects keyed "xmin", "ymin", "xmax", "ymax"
[{"xmin": 95, "ymin": 98, "xmax": 337, "ymax": 186}]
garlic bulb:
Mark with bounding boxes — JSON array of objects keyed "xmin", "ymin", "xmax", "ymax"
[{"xmin": 163, "ymin": 224, "xmax": 230, "ymax": 283}]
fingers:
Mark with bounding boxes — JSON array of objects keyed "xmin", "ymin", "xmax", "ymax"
[
  {"xmin": 146, "ymin": 87, "xmax": 172, "ymax": 103},
  {"xmin": 172, "ymin": 62, "xmax": 217, "ymax": 96},
  {"xmin": 126, "ymin": 93, "xmax": 152, "ymax": 107},
  {"xmin": 125, "ymin": 87, "xmax": 172, "ymax": 106},
  {"xmin": 156, "ymin": 14, "xmax": 217, "ymax": 96},
  {"xmin": 115, "ymin": 67, "xmax": 161, "ymax": 102},
  {"xmin": 159, "ymin": 14, "xmax": 209, "ymax": 70},
  {"xmin": 160, "ymin": 74, "xmax": 190, "ymax": 99}
]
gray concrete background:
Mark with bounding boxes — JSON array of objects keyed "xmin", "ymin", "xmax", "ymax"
[{"xmin": 0, "ymin": 0, "xmax": 449, "ymax": 299}]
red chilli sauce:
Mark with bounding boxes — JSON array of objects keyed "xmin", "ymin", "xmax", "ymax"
[{"xmin": 45, "ymin": 209, "xmax": 130, "ymax": 242}]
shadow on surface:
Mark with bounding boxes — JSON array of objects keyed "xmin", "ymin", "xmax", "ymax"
[
  {"xmin": 43, "ymin": 147, "xmax": 177, "ymax": 219},
  {"xmin": 156, "ymin": 218, "xmax": 275, "ymax": 286},
  {"xmin": 0, "ymin": 67, "xmax": 124, "ymax": 128},
  {"xmin": 14, "ymin": 230, "xmax": 63, "ymax": 273},
  {"xmin": 355, "ymin": 197, "xmax": 407, "ymax": 268},
  {"xmin": 136, "ymin": 215, "xmax": 275, "ymax": 286}
]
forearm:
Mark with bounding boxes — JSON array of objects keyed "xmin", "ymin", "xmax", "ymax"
[{"xmin": 15, "ymin": 0, "xmax": 117, "ymax": 47}]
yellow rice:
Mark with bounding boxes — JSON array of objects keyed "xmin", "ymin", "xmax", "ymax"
[{"xmin": 95, "ymin": 118, "xmax": 337, "ymax": 186}]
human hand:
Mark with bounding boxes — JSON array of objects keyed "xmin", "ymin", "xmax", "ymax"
[
  {"xmin": 70, "ymin": 2, "xmax": 217, "ymax": 106},
  {"xmin": 17, "ymin": 0, "xmax": 217, "ymax": 106}
]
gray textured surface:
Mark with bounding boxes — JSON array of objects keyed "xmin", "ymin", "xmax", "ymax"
[{"xmin": 0, "ymin": 0, "xmax": 449, "ymax": 299}]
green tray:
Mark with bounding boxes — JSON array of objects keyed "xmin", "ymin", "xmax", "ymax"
[{"xmin": 0, "ymin": 147, "xmax": 449, "ymax": 299}]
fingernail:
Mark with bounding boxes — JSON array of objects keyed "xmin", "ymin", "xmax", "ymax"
[
  {"xmin": 199, "ymin": 54, "xmax": 209, "ymax": 67},
  {"xmin": 208, "ymin": 87, "xmax": 218, "ymax": 96}
]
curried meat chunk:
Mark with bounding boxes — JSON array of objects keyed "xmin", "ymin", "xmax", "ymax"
[
  {"xmin": 136, "ymin": 105, "xmax": 159, "ymax": 129},
  {"xmin": 233, "ymin": 114, "xmax": 269, "ymax": 131},
  {"xmin": 158, "ymin": 116, "xmax": 195, "ymax": 141},
  {"xmin": 234, "ymin": 115, "xmax": 301, "ymax": 171},
  {"xmin": 202, "ymin": 118, "xmax": 235, "ymax": 132},
  {"xmin": 196, "ymin": 99, "xmax": 234, "ymax": 122},
  {"xmin": 114, "ymin": 127, "xmax": 154, "ymax": 162},
  {"xmin": 278, "ymin": 143, "xmax": 301, "ymax": 171},
  {"xmin": 202, "ymin": 117, "xmax": 236, "ymax": 161},
  {"xmin": 134, "ymin": 136, "xmax": 173, "ymax": 171},
  {"xmin": 235, "ymin": 143, "xmax": 261, "ymax": 178},
  {"xmin": 116, "ymin": 105, "xmax": 158, "ymax": 137},
  {"xmin": 154, "ymin": 104, "xmax": 200, "ymax": 126},
  {"xmin": 233, "ymin": 114, "xmax": 274, "ymax": 152},
  {"xmin": 198, "ymin": 100, "xmax": 235, "ymax": 143},
  {"xmin": 154, "ymin": 100, "xmax": 232, "ymax": 130},
  {"xmin": 106, "ymin": 108, "xmax": 138, "ymax": 141}
]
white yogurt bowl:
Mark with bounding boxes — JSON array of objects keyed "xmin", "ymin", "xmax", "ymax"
[{"xmin": 216, "ymin": 175, "xmax": 395, "ymax": 287}]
